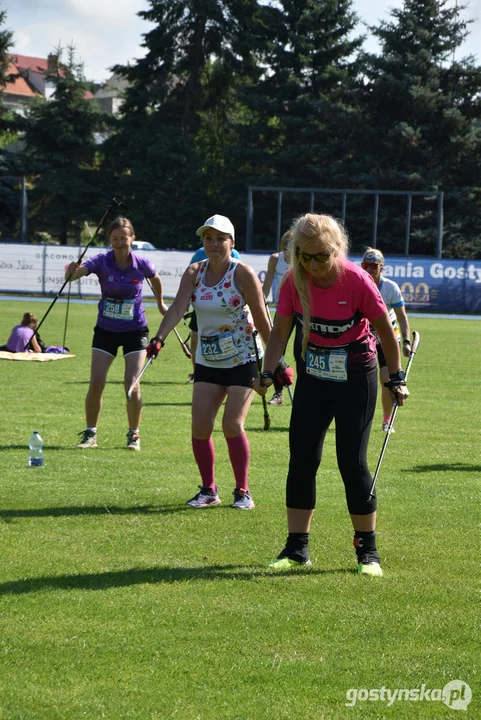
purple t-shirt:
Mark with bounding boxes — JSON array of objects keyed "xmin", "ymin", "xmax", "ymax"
[
  {"xmin": 7, "ymin": 325, "xmax": 34, "ymax": 352},
  {"xmin": 83, "ymin": 250, "xmax": 156, "ymax": 332}
]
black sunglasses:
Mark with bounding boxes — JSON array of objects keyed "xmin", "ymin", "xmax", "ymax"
[{"xmin": 296, "ymin": 249, "xmax": 331, "ymax": 265}]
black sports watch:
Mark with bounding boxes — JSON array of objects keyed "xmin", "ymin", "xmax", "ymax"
[
  {"xmin": 389, "ymin": 370, "xmax": 406, "ymax": 382},
  {"xmin": 260, "ymin": 371, "xmax": 275, "ymax": 386}
]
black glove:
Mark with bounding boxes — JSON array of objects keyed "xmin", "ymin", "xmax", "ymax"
[
  {"xmin": 146, "ymin": 337, "xmax": 164, "ymax": 359},
  {"xmin": 274, "ymin": 362, "xmax": 294, "ymax": 387},
  {"xmin": 384, "ymin": 369, "xmax": 406, "ymax": 393},
  {"xmin": 259, "ymin": 371, "xmax": 275, "ymax": 388}
]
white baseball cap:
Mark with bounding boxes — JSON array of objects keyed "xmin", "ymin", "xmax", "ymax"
[{"xmin": 196, "ymin": 214, "xmax": 235, "ymax": 239}]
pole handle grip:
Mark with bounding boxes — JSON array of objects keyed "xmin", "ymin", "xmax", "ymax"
[{"xmin": 410, "ymin": 330, "xmax": 420, "ymax": 355}]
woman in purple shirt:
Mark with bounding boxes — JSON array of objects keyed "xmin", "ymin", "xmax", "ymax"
[
  {"xmin": 1, "ymin": 312, "xmax": 42, "ymax": 353},
  {"xmin": 65, "ymin": 217, "xmax": 167, "ymax": 451}
]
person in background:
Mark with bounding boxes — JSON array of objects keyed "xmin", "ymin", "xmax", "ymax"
[
  {"xmin": 261, "ymin": 230, "xmax": 294, "ymax": 406},
  {"xmin": 255, "ymin": 213, "xmax": 409, "ymax": 576},
  {"xmin": 148, "ymin": 214, "xmax": 271, "ymax": 510},
  {"xmin": 65, "ymin": 216, "xmax": 167, "ymax": 451},
  {"xmin": 185, "ymin": 242, "xmax": 241, "ymax": 383},
  {"xmin": 0, "ymin": 312, "xmax": 42, "ymax": 353},
  {"xmin": 361, "ymin": 248, "xmax": 411, "ymax": 432}
]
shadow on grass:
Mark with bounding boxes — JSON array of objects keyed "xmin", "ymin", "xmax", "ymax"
[
  {"xmin": 143, "ymin": 402, "xmax": 193, "ymax": 407},
  {"xmin": 0, "ymin": 445, "xmax": 136, "ymax": 451},
  {"xmin": 0, "ymin": 564, "xmax": 354, "ymax": 596},
  {"xmin": 405, "ymin": 463, "xmax": 481, "ymax": 473},
  {"xmin": 0, "ymin": 503, "xmax": 189, "ymax": 521},
  {"xmin": 248, "ymin": 425, "xmax": 290, "ymax": 433},
  {"xmin": 64, "ymin": 380, "xmax": 189, "ymax": 387}
]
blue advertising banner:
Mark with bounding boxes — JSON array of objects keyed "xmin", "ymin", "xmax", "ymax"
[
  {"xmin": 1, "ymin": 244, "xmax": 480, "ymax": 313},
  {"xmin": 352, "ymin": 257, "xmax": 481, "ymax": 314}
]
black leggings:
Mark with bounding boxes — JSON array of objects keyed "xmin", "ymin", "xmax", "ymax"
[{"xmin": 286, "ymin": 359, "xmax": 378, "ymax": 514}]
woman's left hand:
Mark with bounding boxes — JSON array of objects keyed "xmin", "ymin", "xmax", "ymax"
[
  {"xmin": 253, "ymin": 377, "xmax": 272, "ymax": 396},
  {"xmin": 389, "ymin": 384, "xmax": 409, "ymax": 406},
  {"xmin": 402, "ymin": 342, "xmax": 411, "ymax": 358}
]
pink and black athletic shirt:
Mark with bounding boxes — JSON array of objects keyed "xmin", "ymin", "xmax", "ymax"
[
  {"xmin": 277, "ymin": 260, "xmax": 386, "ymax": 382},
  {"xmin": 83, "ymin": 250, "xmax": 156, "ymax": 333}
]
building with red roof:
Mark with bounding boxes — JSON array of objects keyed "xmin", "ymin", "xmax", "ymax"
[{"xmin": 2, "ymin": 52, "xmax": 94, "ymax": 115}]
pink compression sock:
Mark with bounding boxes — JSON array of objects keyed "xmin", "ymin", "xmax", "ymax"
[
  {"xmin": 226, "ymin": 433, "xmax": 250, "ymax": 491},
  {"xmin": 191, "ymin": 437, "xmax": 216, "ymax": 491}
]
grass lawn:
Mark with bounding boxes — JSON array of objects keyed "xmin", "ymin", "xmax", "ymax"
[{"xmin": 0, "ymin": 299, "xmax": 479, "ymax": 719}]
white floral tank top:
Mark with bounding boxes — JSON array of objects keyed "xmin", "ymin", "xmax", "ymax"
[{"xmin": 191, "ymin": 260, "xmax": 263, "ymax": 368}]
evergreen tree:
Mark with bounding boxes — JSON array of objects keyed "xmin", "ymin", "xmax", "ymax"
[
  {"xmin": 227, "ymin": 0, "xmax": 365, "ymax": 247},
  {"xmin": 23, "ymin": 46, "xmax": 107, "ymax": 244},
  {"xmin": 354, "ymin": 0, "xmax": 481, "ymax": 257},
  {"xmin": 0, "ymin": 8, "xmax": 25, "ymax": 237},
  {"xmin": 104, "ymin": 0, "xmax": 261, "ymax": 247}
]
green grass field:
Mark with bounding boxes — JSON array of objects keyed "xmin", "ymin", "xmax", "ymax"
[{"xmin": 0, "ymin": 299, "xmax": 479, "ymax": 719}]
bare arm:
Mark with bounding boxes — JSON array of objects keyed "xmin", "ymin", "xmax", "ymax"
[
  {"xmin": 153, "ymin": 265, "xmax": 198, "ymax": 341},
  {"xmin": 262, "ymin": 313, "xmax": 293, "ymax": 372},
  {"xmin": 65, "ymin": 262, "xmax": 89, "ymax": 281},
  {"xmin": 236, "ymin": 264, "xmax": 271, "ymax": 346},
  {"xmin": 30, "ymin": 333, "xmax": 42, "ymax": 353},
  {"xmin": 253, "ymin": 312, "xmax": 293, "ymax": 396},
  {"xmin": 371, "ymin": 311, "xmax": 409, "ymax": 406},
  {"xmin": 394, "ymin": 305, "xmax": 411, "ymax": 357},
  {"xmin": 262, "ymin": 254, "xmax": 278, "ymax": 301},
  {"xmin": 149, "ymin": 274, "xmax": 168, "ymax": 315}
]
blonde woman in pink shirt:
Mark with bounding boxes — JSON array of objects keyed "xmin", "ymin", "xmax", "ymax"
[{"xmin": 255, "ymin": 213, "xmax": 410, "ymax": 577}]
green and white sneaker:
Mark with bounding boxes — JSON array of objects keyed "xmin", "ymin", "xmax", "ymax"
[
  {"xmin": 266, "ymin": 556, "xmax": 312, "ymax": 570},
  {"xmin": 357, "ymin": 552, "xmax": 383, "ymax": 577},
  {"xmin": 266, "ymin": 544, "xmax": 312, "ymax": 570}
]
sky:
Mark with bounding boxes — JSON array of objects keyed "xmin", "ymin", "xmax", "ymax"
[{"xmin": 3, "ymin": 0, "xmax": 481, "ymax": 84}]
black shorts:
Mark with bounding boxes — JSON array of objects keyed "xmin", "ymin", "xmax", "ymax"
[
  {"xmin": 92, "ymin": 326, "xmax": 149, "ymax": 357},
  {"xmin": 194, "ymin": 361, "xmax": 257, "ymax": 388},
  {"xmin": 189, "ymin": 311, "xmax": 198, "ymax": 333}
]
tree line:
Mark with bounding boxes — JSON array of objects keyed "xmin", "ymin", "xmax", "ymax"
[{"xmin": 1, "ymin": 0, "xmax": 481, "ymax": 257}]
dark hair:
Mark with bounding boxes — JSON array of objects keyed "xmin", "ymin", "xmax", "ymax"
[
  {"xmin": 21, "ymin": 312, "xmax": 37, "ymax": 327},
  {"xmin": 107, "ymin": 216, "xmax": 135, "ymax": 238}
]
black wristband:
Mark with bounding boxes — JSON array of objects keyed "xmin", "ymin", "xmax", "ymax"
[
  {"xmin": 403, "ymin": 339, "xmax": 411, "ymax": 344},
  {"xmin": 260, "ymin": 371, "xmax": 275, "ymax": 383},
  {"xmin": 389, "ymin": 369, "xmax": 406, "ymax": 382}
]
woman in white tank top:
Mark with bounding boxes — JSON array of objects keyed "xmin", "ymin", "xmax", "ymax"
[
  {"xmin": 152, "ymin": 214, "xmax": 271, "ymax": 511},
  {"xmin": 262, "ymin": 230, "xmax": 294, "ymax": 405},
  {"xmin": 263, "ymin": 230, "xmax": 292, "ymax": 304}
]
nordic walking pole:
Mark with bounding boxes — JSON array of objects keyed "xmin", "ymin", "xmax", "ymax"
[
  {"xmin": 144, "ymin": 278, "xmax": 192, "ymax": 359},
  {"xmin": 127, "ymin": 336, "xmax": 164, "ymax": 400},
  {"xmin": 173, "ymin": 327, "xmax": 192, "ymax": 359},
  {"xmin": 26, "ymin": 198, "xmax": 126, "ymax": 350},
  {"xmin": 126, "ymin": 357, "xmax": 155, "ymax": 400},
  {"xmin": 263, "ymin": 295, "xmax": 293, "ymax": 404},
  {"xmin": 368, "ymin": 331, "xmax": 420, "ymax": 502},
  {"xmin": 253, "ymin": 330, "xmax": 271, "ymax": 431},
  {"xmin": 62, "ymin": 281, "xmax": 71, "ymax": 348}
]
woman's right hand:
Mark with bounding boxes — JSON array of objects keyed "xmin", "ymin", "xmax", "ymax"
[
  {"xmin": 253, "ymin": 374, "xmax": 273, "ymax": 396},
  {"xmin": 66, "ymin": 261, "xmax": 80, "ymax": 279}
]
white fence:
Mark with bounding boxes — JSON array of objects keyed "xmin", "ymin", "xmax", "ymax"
[
  {"xmin": 1, "ymin": 243, "xmax": 481, "ymax": 312},
  {"xmin": 0, "ymin": 244, "xmax": 271, "ymax": 299}
]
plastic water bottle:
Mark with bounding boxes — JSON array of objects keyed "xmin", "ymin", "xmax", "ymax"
[{"xmin": 28, "ymin": 431, "xmax": 44, "ymax": 468}]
